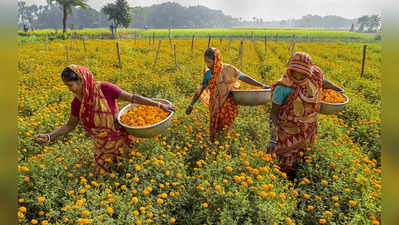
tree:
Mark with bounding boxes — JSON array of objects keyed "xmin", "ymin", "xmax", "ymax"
[
  {"xmin": 368, "ymin": 15, "xmax": 381, "ymax": 32},
  {"xmin": 102, "ymin": 0, "xmax": 132, "ymax": 33},
  {"xmin": 357, "ymin": 15, "xmax": 369, "ymax": 32},
  {"xmin": 49, "ymin": 0, "xmax": 88, "ymax": 33},
  {"xmin": 349, "ymin": 23, "xmax": 355, "ymax": 32}
]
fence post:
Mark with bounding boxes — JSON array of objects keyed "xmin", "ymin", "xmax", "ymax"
[
  {"xmin": 191, "ymin": 35, "xmax": 195, "ymax": 52},
  {"xmin": 239, "ymin": 40, "xmax": 244, "ymax": 70},
  {"xmin": 361, "ymin": 45, "xmax": 367, "ymax": 77},
  {"xmin": 152, "ymin": 40, "xmax": 162, "ymax": 70},
  {"xmin": 116, "ymin": 41, "xmax": 122, "ymax": 69}
]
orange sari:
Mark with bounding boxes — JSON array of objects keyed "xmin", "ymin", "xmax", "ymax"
[
  {"xmin": 270, "ymin": 52, "xmax": 323, "ymax": 173},
  {"xmin": 196, "ymin": 48, "xmax": 241, "ymax": 136},
  {"xmin": 68, "ymin": 65, "xmax": 134, "ymax": 173}
]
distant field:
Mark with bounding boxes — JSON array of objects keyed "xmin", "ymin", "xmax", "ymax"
[{"xmin": 18, "ymin": 28, "xmax": 378, "ymax": 42}]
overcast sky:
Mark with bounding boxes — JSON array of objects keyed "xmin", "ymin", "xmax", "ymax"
[{"xmin": 23, "ymin": 0, "xmax": 390, "ymax": 21}]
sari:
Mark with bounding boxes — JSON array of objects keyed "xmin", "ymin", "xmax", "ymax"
[
  {"xmin": 270, "ymin": 52, "xmax": 323, "ymax": 173},
  {"xmin": 196, "ymin": 48, "xmax": 241, "ymax": 136},
  {"xmin": 68, "ymin": 65, "xmax": 134, "ymax": 173}
]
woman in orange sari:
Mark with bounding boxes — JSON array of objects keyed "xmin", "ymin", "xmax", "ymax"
[
  {"xmin": 268, "ymin": 52, "xmax": 343, "ymax": 179},
  {"xmin": 186, "ymin": 48, "xmax": 269, "ymax": 142},
  {"xmin": 35, "ymin": 65, "xmax": 175, "ymax": 173}
]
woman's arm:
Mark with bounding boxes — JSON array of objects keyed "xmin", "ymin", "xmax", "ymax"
[
  {"xmin": 240, "ymin": 75, "xmax": 270, "ymax": 89},
  {"xmin": 267, "ymin": 102, "xmax": 281, "ymax": 153},
  {"xmin": 322, "ymin": 79, "xmax": 344, "ymax": 92},
  {"xmin": 118, "ymin": 90, "xmax": 176, "ymax": 112},
  {"xmin": 35, "ymin": 115, "xmax": 79, "ymax": 143},
  {"xmin": 186, "ymin": 87, "xmax": 205, "ymax": 115}
]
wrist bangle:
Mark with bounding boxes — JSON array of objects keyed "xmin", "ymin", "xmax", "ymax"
[
  {"xmin": 46, "ymin": 134, "xmax": 51, "ymax": 142},
  {"xmin": 270, "ymin": 140, "xmax": 277, "ymax": 144}
]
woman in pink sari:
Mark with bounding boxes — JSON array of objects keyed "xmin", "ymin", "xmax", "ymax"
[{"xmin": 35, "ymin": 65, "xmax": 175, "ymax": 173}]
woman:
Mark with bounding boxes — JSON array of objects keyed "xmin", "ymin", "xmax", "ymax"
[
  {"xmin": 267, "ymin": 52, "xmax": 343, "ymax": 179},
  {"xmin": 35, "ymin": 64, "xmax": 175, "ymax": 173},
  {"xmin": 186, "ymin": 48, "xmax": 269, "ymax": 142}
]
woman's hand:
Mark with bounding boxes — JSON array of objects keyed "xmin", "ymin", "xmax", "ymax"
[
  {"xmin": 34, "ymin": 133, "xmax": 51, "ymax": 143},
  {"xmin": 185, "ymin": 105, "xmax": 193, "ymax": 115},
  {"xmin": 267, "ymin": 140, "xmax": 276, "ymax": 154},
  {"xmin": 160, "ymin": 103, "xmax": 176, "ymax": 113},
  {"xmin": 260, "ymin": 84, "xmax": 270, "ymax": 89}
]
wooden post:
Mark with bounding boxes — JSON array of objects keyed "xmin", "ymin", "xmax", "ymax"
[
  {"xmin": 208, "ymin": 35, "xmax": 211, "ymax": 48},
  {"xmin": 290, "ymin": 34, "xmax": 296, "ymax": 56},
  {"xmin": 152, "ymin": 32, "xmax": 155, "ymax": 45},
  {"xmin": 116, "ymin": 41, "xmax": 122, "ymax": 69},
  {"xmin": 168, "ymin": 30, "xmax": 173, "ymax": 50},
  {"xmin": 191, "ymin": 35, "xmax": 195, "ymax": 52},
  {"xmin": 134, "ymin": 31, "xmax": 137, "ymax": 45},
  {"xmin": 65, "ymin": 45, "xmax": 69, "ymax": 65},
  {"xmin": 45, "ymin": 34, "xmax": 48, "ymax": 51},
  {"xmin": 173, "ymin": 43, "xmax": 180, "ymax": 70},
  {"xmin": 82, "ymin": 38, "xmax": 86, "ymax": 53},
  {"xmin": 149, "ymin": 37, "xmax": 151, "ymax": 49},
  {"xmin": 361, "ymin": 45, "xmax": 367, "ymax": 77},
  {"xmin": 239, "ymin": 40, "xmax": 243, "ymax": 70},
  {"xmin": 152, "ymin": 40, "xmax": 162, "ymax": 70},
  {"xmin": 264, "ymin": 35, "xmax": 267, "ymax": 59}
]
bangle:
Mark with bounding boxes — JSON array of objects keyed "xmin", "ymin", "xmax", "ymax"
[
  {"xmin": 46, "ymin": 134, "xmax": 51, "ymax": 142},
  {"xmin": 270, "ymin": 140, "xmax": 277, "ymax": 144},
  {"xmin": 157, "ymin": 102, "xmax": 161, "ymax": 108}
]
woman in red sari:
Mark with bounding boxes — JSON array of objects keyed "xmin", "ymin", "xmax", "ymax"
[
  {"xmin": 268, "ymin": 52, "xmax": 343, "ymax": 179},
  {"xmin": 186, "ymin": 48, "xmax": 269, "ymax": 142},
  {"xmin": 35, "ymin": 65, "xmax": 175, "ymax": 173}
]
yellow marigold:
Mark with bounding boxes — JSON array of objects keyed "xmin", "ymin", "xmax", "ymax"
[
  {"xmin": 106, "ymin": 207, "xmax": 113, "ymax": 215},
  {"xmin": 120, "ymin": 102, "xmax": 170, "ymax": 127},
  {"xmin": 325, "ymin": 210, "xmax": 333, "ymax": 217},
  {"xmin": 37, "ymin": 196, "xmax": 46, "ymax": 203},
  {"xmin": 77, "ymin": 218, "xmax": 92, "ymax": 224},
  {"xmin": 348, "ymin": 200, "xmax": 357, "ymax": 206},
  {"xmin": 202, "ymin": 203, "xmax": 208, "ymax": 208},
  {"xmin": 170, "ymin": 217, "xmax": 176, "ymax": 223},
  {"xmin": 321, "ymin": 89, "xmax": 346, "ymax": 103},
  {"xmin": 260, "ymin": 191, "xmax": 267, "ymax": 198},
  {"xmin": 319, "ymin": 218, "xmax": 327, "ymax": 224}
]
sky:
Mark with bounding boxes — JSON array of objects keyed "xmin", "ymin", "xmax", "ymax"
[{"xmin": 23, "ymin": 0, "xmax": 390, "ymax": 21}]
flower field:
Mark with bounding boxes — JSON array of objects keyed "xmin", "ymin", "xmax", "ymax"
[{"xmin": 17, "ymin": 37, "xmax": 381, "ymax": 225}]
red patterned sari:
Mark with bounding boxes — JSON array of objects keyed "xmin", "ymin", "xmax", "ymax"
[
  {"xmin": 68, "ymin": 65, "xmax": 134, "ymax": 173},
  {"xmin": 270, "ymin": 52, "xmax": 323, "ymax": 173}
]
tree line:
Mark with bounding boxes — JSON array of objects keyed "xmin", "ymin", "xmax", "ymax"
[{"xmin": 17, "ymin": 0, "xmax": 381, "ymax": 33}]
